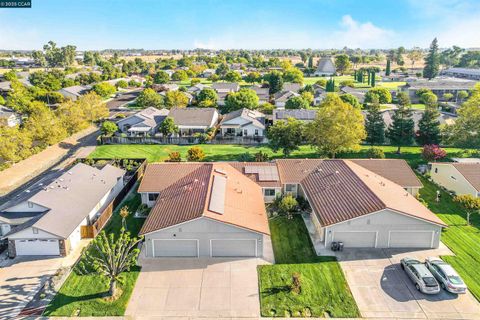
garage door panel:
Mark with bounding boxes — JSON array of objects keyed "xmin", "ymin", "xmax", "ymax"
[
  {"xmin": 389, "ymin": 231, "xmax": 433, "ymax": 248},
  {"xmin": 332, "ymin": 231, "xmax": 377, "ymax": 248},
  {"xmin": 153, "ymin": 239, "xmax": 198, "ymax": 257},
  {"xmin": 211, "ymin": 239, "xmax": 256, "ymax": 257},
  {"xmin": 15, "ymin": 239, "xmax": 60, "ymax": 256}
]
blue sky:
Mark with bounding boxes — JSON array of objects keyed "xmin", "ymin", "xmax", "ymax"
[{"xmin": 1, "ymin": 0, "xmax": 479, "ymax": 50}]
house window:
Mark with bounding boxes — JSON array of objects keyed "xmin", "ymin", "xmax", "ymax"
[
  {"xmin": 32, "ymin": 227, "xmax": 39, "ymax": 234},
  {"xmin": 148, "ymin": 193, "xmax": 159, "ymax": 201},
  {"xmin": 285, "ymin": 184, "xmax": 296, "ymax": 192},
  {"xmin": 254, "ymin": 129, "xmax": 259, "ymax": 136},
  {"xmin": 243, "ymin": 129, "xmax": 248, "ymax": 136},
  {"xmin": 264, "ymin": 189, "xmax": 276, "ymax": 197}
]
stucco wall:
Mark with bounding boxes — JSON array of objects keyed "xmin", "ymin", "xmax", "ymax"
[{"xmin": 430, "ymin": 163, "xmax": 478, "ymax": 197}]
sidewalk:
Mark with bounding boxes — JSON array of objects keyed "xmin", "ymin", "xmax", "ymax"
[{"xmin": 0, "ymin": 126, "xmax": 99, "ymax": 196}]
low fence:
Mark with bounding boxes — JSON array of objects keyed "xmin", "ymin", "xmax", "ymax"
[{"xmin": 98, "ymin": 135, "xmax": 267, "ymax": 145}]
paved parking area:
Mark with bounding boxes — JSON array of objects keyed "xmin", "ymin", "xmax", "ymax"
[
  {"xmin": 126, "ymin": 257, "xmax": 268, "ymax": 318},
  {"xmin": 337, "ymin": 246, "xmax": 480, "ymax": 319}
]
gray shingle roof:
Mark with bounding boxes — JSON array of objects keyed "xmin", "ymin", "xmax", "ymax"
[
  {"xmin": 212, "ymin": 82, "xmax": 240, "ymax": 92},
  {"xmin": 168, "ymin": 107, "xmax": 218, "ymax": 127},
  {"xmin": 273, "ymin": 109, "xmax": 317, "ymax": 121},
  {"xmin": 220, "ymin": 108, "xmax": 265, "ymax": 129}
]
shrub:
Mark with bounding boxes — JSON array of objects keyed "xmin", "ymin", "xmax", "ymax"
[
  {"xmin": 238, "ymin": 152, "xmax": 253, "ymax": 161},
  {"xmin": 366, "ymin": 147, "xmax": 385, "ymax": 159},
  {"xmin": 278, "ymin": 195, "xmax": 298, "ymax": 217},
  {"xmin": 100, "ymin": 121, "xmax": 118, "ymax": 136},
  {"xmin": 422, "ymin": 144, "xmax": 447, "ymax": 162},
  {"xmin": 365, "ymin": 87, "xmax": 392, "ymax": 104},
  {"xmin": 254, "ymin": 151, "xmax": 269, "ymax": 162},
  {"xmin": 92, "ymin": 82, "xmax": 116, "ymax": 98},
  {"xmin": 167, "ymin": 151, "xmax": 182, "ymax": 162},
  {"xmin": 116, "ymin": 80, "xmax": 128, "ymax": 89},
  {"xmin": 187, "ymin": 146, "xmax": 205, "ymax": 161},
  {"xmin": 193, "ymin": 132, "xmax": 210, "ymax": 144},
  {"xmin": 340, "ymin": 80, "xmax": 354, "ymax": 87}
]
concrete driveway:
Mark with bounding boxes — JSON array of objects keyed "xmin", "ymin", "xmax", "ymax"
[
  {"xmin": 337, "ymin": 245, "xmax": 480, "ymax": 319},
  {"xmin": 126, "ymin": 256, "xmax": 267, "ymax": 318}
]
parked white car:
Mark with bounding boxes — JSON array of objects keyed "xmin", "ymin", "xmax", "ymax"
[
  {"xmin": 401, "ymin": 257, "xmax": 440, "ymax": 294},
  {"xmin": 425, "ymin": 257, "xmax": 467, "ymax": 294}
]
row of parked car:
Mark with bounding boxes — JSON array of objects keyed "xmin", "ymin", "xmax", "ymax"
[{"xmin": 401, "ymin": 257, "xmax": 467, "ymax": 295}]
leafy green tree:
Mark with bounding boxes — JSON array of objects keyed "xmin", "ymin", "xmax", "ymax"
[
  {"xmin": 215, "ymin": 63, "xmax": 230, "ymax": 77},
  {"xmin": 365, "ymin": 97, "xmax": 386, "ymax": 146},
  {"xmin": 365, "ymin": 87, "xmax": 392, "ymax": 104},
  {"xmin": 305, "ymin": 94, "xmax": 366, "ymax": 158},
  {"xmin": 0, "ymin": 96, "xmax": 5, "ymax": 105},
  {"xmin": 420, "ymin": 92, "xmax": 438, "ymax": 108},
  {"xmin": 385, "ymin": 59, "xmax": 391, "ymax": 76},
  {"xmin": 278, "ymin": 195, "xmax": 298, "ymax": 216},
  {"xmin": 423, "ymin": 38, "xmax": 440, "ymax": 79},
  {"xmin": 325, "ymin": 78, "xmax": 335, "ymax": 92},
  {"xmin": 171, "ymin": 70, "xmax": 188, "ymax": 81},
  {"xmin": 285, "ymin": 96, "xmax": 309, "ymax": 109},
  {"xmin": 340, "ymin": 93, "xmax": 361, "ymax": 108},
  {"xmin": 0, "ymin": 126, "xmax": 32, "ymax": 166},
  {"xmin": 3, "ymin": 70, "xmax": 18, "ymax": 81},
  {"xmin": 32, "ymin": 50, "xmax": 47, "ymax": 67},
  {"xmin": 334, "ymin": 54, "xmax": 351, "ymax": 75},
  {"xmin": 187, "ymin": 146, "xmax": 205, "ymax": 161},
  {"xmin": 224, "ymin": 88, "xmax": 259, "ymax": 112},
  {"xmin": 283, "ymin": 68, "xmax": 304, "ymax": 84},
  {"xmin": 159, "ymin": 116, "xmax": 179, "ymax": 136},
  {"xmin": 100, "ymin": 121, "xmax": 118, "ymax": 136},
  {"xmin": 245, "ymin": 72, "xmax": 262, "ymax": 84},
  {"xmin": 386, "ymin": 106, "xmax": 415, "ymax": 153},
  {"xmin": 457, "ymin": 90, "xmax": 469, "ymax": 102},
  {"xmin": 264, "ymin": 71, "xmax": 284, "ymax": 94},
  {"xmin": 396, "ymin": 91, "xmax": 411, "ymax": 107},
  {"xmin": 80, "ymin": 230, "xmax": 141, "ymax": 297},
  {"xmin": 407, "ymin": 49, "xmax": 423, "ymax": 69},
  {"xmin": 154, "ymin": 71, "xmax": 170, "ymax": 84},
  {"xmin": 267, "ymin": 117, "xmax": 304, "ymax": 157},
  {"xmin": 76, "ymin": 92, "xmax": 109, "ymax": 123},
  {"xmin": 453, "ymin": 194, "xmax": 480, "ymax": 225},
  {"xmin": 224, "ymin": 71, "xmax": 242, "ymax": 82},
  {"xmin": 24, "ymin": 102, "xmax": 68, "ymax": 148},
  {"xmin": 197, "ymin": 88, "xmax": 217, "ymax": 107},
  {"xmin": 93, "ymin": 82, "xmax": 117, "ymax": 98},
  {"xmin": 165, "ymin": 90, "xmax": 189, "ymax": 108},
  {"xmin": 416, "ymin": 108, "xmax": 441, "ymax": 145},
  {"xmin": 136, "ymin": 88, "xmax": 164, "ymax": 109},
  {"xmin": 116, "ymin": 80, "xmax": 128, "ymax": 89},
  {"xmin": 308, "ymin": 56, "xmax": 314, "ymax": 69},
  {"xmin": 443, "ymin": 93, "xmax": 454, "ymax": 102}
]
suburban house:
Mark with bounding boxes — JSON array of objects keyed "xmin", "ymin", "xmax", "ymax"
[
  {"xmin": 340, "ymin": 86, "xmax": 367, "ymax": 103},
  {"xmin": 0, "ymin": 77, "xmax": 32, "ymax": 93},
  {"xmin": 219, "ymin": 108, "xmax": 265, "ymax": 138},
  {"xmin": 58, "ymin": 85, "xmax": 91, "ymax": 101},
  {"xmin": 282, "ymin": 82, "xmax": 302, "ymax": 92},
  {"xmin": 273, "ymin": 90, "xmax": 299, "ymax": 108},
  {"xmin": 168, "ymin": 107, "xmax": 219, "ymax": 136},
  {"xmin": 399, "ymin": 79, "xmax": 476, "ymax": 102},
  {"xmin": 313, "ymin": 85, "xmax": 327, "ymax": 104},
  {"xmin": 273, "ymin": 109, "xmax": 317, "ymax": 123},
  {"xmin": 366, "ymin": 109, "xmax": 457, "ymax": 131},
  {"xmin": 314, "ymin": 57, "xmax": 336, "ymax": 76},
  {"xmin": 212, "ymin": 82, "xmax": 240, "ymax": 106},
  {"xmin": 153, "ymin": 83, "xmax": 179, "ymax": 92},
  {"xmin": 138, "ymin": 159, "xmax": 444, "ymax": 252},
  {"xmin": 117, "ymin": 107, "xmax": 169, "ymax": 137},
  {"xmin": 187, "ymin": 83, "xmax": 208, "ymax": 94},
  {"xmin": 430, "ymin": 162, "xmax": 480, "ymax": 198},
  {"xmin": 0, "ymin": 163, "xmax": 125, "ymax": 257},
  {"xmin": 201, "ymin": 69, "xmax": 216, "ymax": 78},
  {"xmin": 440, "ymin": 67, "xmax": 480, "ymax": 81},
  {"xmin": 249, "ymin": 85, "xmax": 270, "ymax": 104},
  {"xmin": 0, "ymin": 106, "xmax": 22, "ymax": 127},
  {"xmin": 138, "ymin": 163, "xmax": 270, "ymax": 258}
]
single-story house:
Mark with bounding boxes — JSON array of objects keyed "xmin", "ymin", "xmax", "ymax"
[
  {"xmin": 440, "ymin": 68, "xmax": 480, "ymax": 81},
  {"xmin": 282, "ymin": 82, "xmax": 302, "ymax": 93},
  {"xmin": 275, "ymin": 159, "xmax": 445, "ymax": 248},
  {"xmin": 212, "ymin": 82, "xmax": 240, "ymax": 106},
  {"xmin": 314, "ymin": 57, "xmax": 336, "ymax": 76},
  {"xmin": 340, "ymin": 86, "xmax": 367, "ymax": 103},
  {"xmin": 399, "ymin": 79, "xmax": 476, "ymax": 102},
  {"xmin": 430, "ymin": 162, "xmax": 480, "ymax": 198},
  {"xmin": 0, "ymin": 163, "xmax": 125, "ymax": 257},
  {"xmin": 0, "ymin": 106, "xmax": 21, "ymax": 127},
  {"xmin": 168, "ymin": 107, "xmax": 219, "ymax": 136},
  {"xmin": 153, "ymin": 83, "xmax": 179, "ymax": 92},
  {"xmin": 273, "ymin": 90, "xmax": 299, "ymax": 108},
  {"xmin": 117, "ymin": 107, "xmax": 169, "ymax": 137},
  {"xmin": 219, "ymin": 108, "xmax": 265, "ymax": 137},
  {"xmin": 187, "ymin": 83, "xmax": 208, "ymax": 94},
  {"xmin": 58, "ymin": 85, "xmax": 91, "ymax": 101},
  {"xmin": 138, "ymin": 163, "xmax": 270, "ymax": 258},
  {"xmin": 249, "ymin": 85, "xmax": 270, "ymax": 104},
  {"xmin": 201, "ymin": 69, "xmax": 216, "ymax": 78},
  {"xmin": 273, "ymin": 109, "xmax": 317, "ymax": 123}
]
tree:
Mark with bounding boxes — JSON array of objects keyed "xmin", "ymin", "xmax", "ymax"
[
  {"xmin": 264, "ymin": 71, "xmax": 283, "ymax": 94},
  {"xmin": 32, "ymin": 50, "xmax": 47, "ymax": 67},
  {"xmin": 224, "ymin": 88, "xmax": 259, "ymax": 112},
  {"xmin": 385, "ymin": 59, "xmax": 391, "ymax": 76},
  {"xmin": 422, "ymin": 144, "xmax": 446, "ymax": 162},
  {"xmin": 245, "ymin": 72, "xmax": 262, "ymax": 84},
  {"xmin": 136, "ymin": 88, "xmax": 164, "ymax": 109},
  {"xmin": 0, "ymin": 96, "xmax": 5, "ymax": 105},
  {"xmin": 119, "ymin": 206, "xmax": 129, "ymax": 229},
  {"xmin": 416, "ymin": 108, "xmax": 441, "ymax": 145},
  {"xmin": 165, "ymin": 90, "xmax": 189, "ymax": 108},
  {"xmin": 423, "ymin": 38, "xmax": 440, "ymax": 79},
  {"xmin": 325, "ymin": 78, "xmax": 335, "ymax": 92},
  {"xmin": 0, "ymin": 126, "xmax": 32, "ymax": 166},
  {"xmin": 308, "ymin": 56, "xmax": 314, "ymax": 69},
  {"xmin": 23, "ymin": 102, "xmax": 67, "ymax": 148},
  {"xmin": 386, "ymin": 106, "xmax": 415, "ymax": 153},
  {"xmin": 81, "ymin": 230, "xmax": 141, "ymax": 297},
  {"xmin": 191, "ymin": 78, "xmax": 201, "ymax": 86},
  {"xmin": 159, "ymin": 116, "xmax": 178, "ymax": 136},
  {"xmin": 101, "ymin": 121, "xmax": 118, "ymax": 136},
  {"xmin": 93, "ymin": 82, "xmax": 117, "ymax": 98},
  {"xmin": 334, "ymin": 54, "xmax": 351, "ymax": 75},
  {"xmin": 187, "ymin": 146, "xmax": 205, "ymax": 161},
  {"xmin": 443, "ymin": 93, "xmax": 454, "ymax": 102},
  {"xmin": 283, "ymin": 68, "xmax": 304, "ymax": 84},
  {"xmin": 365, "ymin": 97, "xmax": 386, "ymax": 146},
  {"xmin": 278, "ymin": 195, "xmax": 298, "ymax": 216},
  {"xmin": 305, "ymin": 94, "xmax": 366, "ymax": 158},
  {"xmin": 224, "ymin": 71, "xmax": 242, "ymax": 82},
  {"xmin": 76, "ymin": 92, "xmax": 109, "ymax": 123},
  {"xmin": 116, "ymin": 80, "xmax": 128, "ymax": 89},
  {"xmin": 396, "ymin": 91, "xmax": 411, "ymax": 107},
  {"xmin": 301, "ymin": 91, "xmax": 314, "ymax": 105},
  {"xmin": 457, "ymin": 90, "xmax": 469, "ymax": 102},
  {"xmin": 215, "ymin": 63, "xmax": 230, "ymax": 77},
  {"xmin": 340, "ymin": 93, "xmax": 361, "ymax": 108},
  {"xmin": 171, "ymin": 70, "xmax": 188, "ymax": 81},
  {"xmin": 197, "ymin": 88, "xmax": 217, "ymax": 107},
  {"xmin": 365, "ymin": 87, "xmax": 392, "ymax": 104},
  {"xmin": 154, "ymin": 71, "xmax": 170, "ymax": 84},
  {"xmin": 267, "ymin": 118, "xmax": 304, "ymax": 157},
  {"xmin": 407, "ymin": 49, "xmax": 423, "ymax": 69},
  {"xmin": 420, "ymin": 92, "xmax": 438, "ymax": 108},
  {"xmin": 454, "ymin": 194, "xmax": 480, "ymax": 225},
  {"xmin": 285, "ymin": 96, "xmax": 309, "ymax": 109}
]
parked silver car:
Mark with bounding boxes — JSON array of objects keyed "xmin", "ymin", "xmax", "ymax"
[
  {"xmin": 400, "ymin": 257, "xmax": 440, "ymax": 294},
  {"xmin": 425, "ymin": 257, "xmax": 467, "ymax": 294}
]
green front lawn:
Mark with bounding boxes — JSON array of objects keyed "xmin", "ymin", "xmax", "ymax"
[
  {"xmin": 258, "ymin": 216, "xmax": 359, "ymax": 318},
  {"xmin": 418, "ymin": 176, "xmax": 480, "ymax": 301},
  {"xmin": 44, "ymin": 190, "xmax": 144, "ymax": 316}
]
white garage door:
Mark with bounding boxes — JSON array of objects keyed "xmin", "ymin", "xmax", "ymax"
[
  {"xmin": 332, "ymin": 231, "xmax": 377, "ymax": 248},
  {"xmin": 15, "ymin": 239, "xmax": 60, "ymax": 256},
  {"xmin": 389, "ymin": 231, "xmax": 433, "ymax": 248},
  {"xmin": 153, "ymin": 239, "xmax": 198, "ymax": 257},
  {"xmin": 211, "ymin": 239, "xmax": 257, "ymax": 257}
]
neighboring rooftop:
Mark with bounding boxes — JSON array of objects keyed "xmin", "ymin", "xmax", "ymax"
[
  {"xmin": 282, "ymin": 82, "xmax": 302, "ymax": 92},
  {"xmin": 220, "ymin": 108, "xmax": 265, "ymax": 129},
  {"xmin": 273, "ymin": 109, "xmax": 317, "ymax": 121},
  {"xmin": 168, "ymin": 107, "xmax": 218, "ymax": 127},
  {"xmin": 212, "ymin": 82, "xmax": 240, "ymax": 92},
  {"xmin": 451, "ymin": 163, "xmax": 480, "ymax": 191},
  {"xmin": 402, "ymin": 79, "xmax": 476, "ymax": 90}
]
